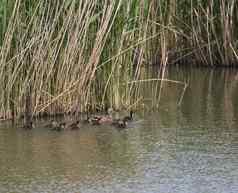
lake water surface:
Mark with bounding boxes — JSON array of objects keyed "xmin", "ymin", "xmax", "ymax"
[{"xmin": 0, "ymin": 68, "xmax": 238, "ymax": 193}]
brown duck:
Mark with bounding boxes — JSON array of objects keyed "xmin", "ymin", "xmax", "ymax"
[
  {"xmin": 22, "ymin": 121, "xmax": 34, "ymax": 130},
  {"xmin": 88, "ymin": 108, "xmax": 114, "ymax": 125},
  {"xmin": 123, "ymin": 111, "xmax": 133, "ymax": 122},
  {"xmin": 66, "ymin": 120, "xmax": 81, "ymax": 130},
  {"xmin": 47, "ymin": 120, "xmax": 66, "ymax": 131}
]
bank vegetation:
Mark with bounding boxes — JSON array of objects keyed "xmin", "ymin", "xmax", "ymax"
[{"xmin": 0, "ymin": 0, "xmax": 237, "ymax": 120}]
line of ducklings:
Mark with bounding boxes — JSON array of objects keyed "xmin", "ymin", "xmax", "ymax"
[
  {"xmin": 47, "ymin": 110, "xmax": 134, "ymax": 131},
  {"xmin": 46, "ymin": 120, "xmax": 81, "ymax": 131}
]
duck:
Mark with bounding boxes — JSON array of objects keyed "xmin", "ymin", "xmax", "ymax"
[
  {"xmin": 123, "ymin": 110, "xmax": 134, "ymax": 122},
  {"xmin": 112, "ymin": 119, "xmax": 127, "ymax": 129},
  {"xmin": 82, "ymin": 111, "xmax": 93, "ymax": 124},
  {"xmin": 66, "ymin": 120, "xmax": 81, "ymax": 130},
  {"xmin": 45, "ymin": 120, "xmax": 56, "ymax": 128},
  {"xmin": 58, "ymin": 122, "xmax": 66, "ymax": 131},
  {"xmin": 111, "ymin": 110, "xmax": 135, "ymax": 130},
  {"xmin": 23, "ymin": 121, "xmax": 34, "ymax": 130},
  {"xmin": 89, "ymin": 116, "xmax": 102, "ymax": 125},
  {"xmin": 47, "ymin": 120, "xmax": 65, "ymax": 131},
  {"xmin": 88, "ymin": 108, "xmax": 114, "ymax": 125},
  {"xmin": 88, "ymin": 115, "xmax": 113, "ymax": 125}
]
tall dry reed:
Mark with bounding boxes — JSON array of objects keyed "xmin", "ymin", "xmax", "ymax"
[{"xmin": 0, "ymin": 0, "xmax": 236, "ymax": 120}]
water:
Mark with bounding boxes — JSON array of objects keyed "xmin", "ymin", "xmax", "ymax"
[{"xmin": 0, "ymin": 68, "xmax": 238, "ymax": 193}]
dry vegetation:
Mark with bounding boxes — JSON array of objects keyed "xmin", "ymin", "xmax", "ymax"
[{"xmin": 0, "ymin": 0, "xmax": 237, "ymax": 120}]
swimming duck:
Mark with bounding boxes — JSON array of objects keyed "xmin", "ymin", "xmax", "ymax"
[
  {"xmin": 23, "ymin": 121, "xmax": 34, "ymax": 130},
  {"xmin": 89, "ymin": 116, "xmax": 103, "ymax": 125},
  {"xmin": 82, "ymin": 111, "xmax": 93, "ymax": 124},
  {"xmin": 66, "ymin": 120, "xmax": 81, "ymax": 130},
  {"xmin": 87, "ymin": 115, "xmax": 113, "ymax": 125},
  {"xmin": 47, "ymin": 120, "xmax": 65, "ymax": 131},
  {"xmin": 58, "ymin": 122, "xmax": 66, "ymax": 131},
  {"xmin": 112, "ymin": 119, "xmax": 127, "ymax": 129},
  {"xmin": 111, "ymin": 110, "xmax": 135, "ymax": 130},
  {"xmin": 123, "ymin": 110, "xmax": 133, "ymax": 122},
  {"xmin": 45, "ymin": 120, "xmax": 56, "ymax": 128},
  {"xmin": 88, "ymin": 108, "xmax": 114, "ymax": 125}
]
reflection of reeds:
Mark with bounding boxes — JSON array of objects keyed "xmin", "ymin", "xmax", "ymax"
[{"xmin": 0, "ymin": 0, "xmax": 237, "ymax": 120}]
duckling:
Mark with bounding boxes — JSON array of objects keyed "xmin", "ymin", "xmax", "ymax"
[
  {"xmin": 82, "ymin": 111, "xmax": 93, "ymax": 124},
  {"xmin": 66, "ymin": 120, "xmax": 81, "ymax": 130},
  {"xmin": 49, "ymin": 121, "xmax": 65, "ymax": 131},
  {"xmin": 23, "ymin": 121, "xmax": 34, "ymax": 130},
  {"xmin": 88, "ymin": 108, "xmax": 114, "ymax": 125},
  {"xmin": 90, "ymin": 116, "xmax": 102, "ymax": 125},
  {"xmin": 98, "ymin": 116, "xmax": 113, "ymax": 124},
  {"xmin": 123, "ymin": 110, "xmax": 134, "ymax": 122},
  {"xmin": 45, "ymin": 120, "xmax": 57, "ymax": 128},
  {"xmin": 57, "ymin": 122, "xmax": 66, "ymax": 131},
  {"xmin": 112, "ymin": 119, "xmax": 127, "ymax": 129}
]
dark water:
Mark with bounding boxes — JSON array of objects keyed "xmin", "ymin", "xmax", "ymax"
[{"xmin": 0, "ymin": 68, "xmax": 238, "ymax": 193}]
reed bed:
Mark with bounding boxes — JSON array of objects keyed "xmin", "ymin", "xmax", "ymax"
[{"xmin": 0, "ymin": 0, "xmax": 237, "ymax": 120}]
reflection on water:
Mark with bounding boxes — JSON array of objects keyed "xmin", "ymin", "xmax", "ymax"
[{"xmin": 0, "ymin": 68, "xmax": 238, "ymax": 193}]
